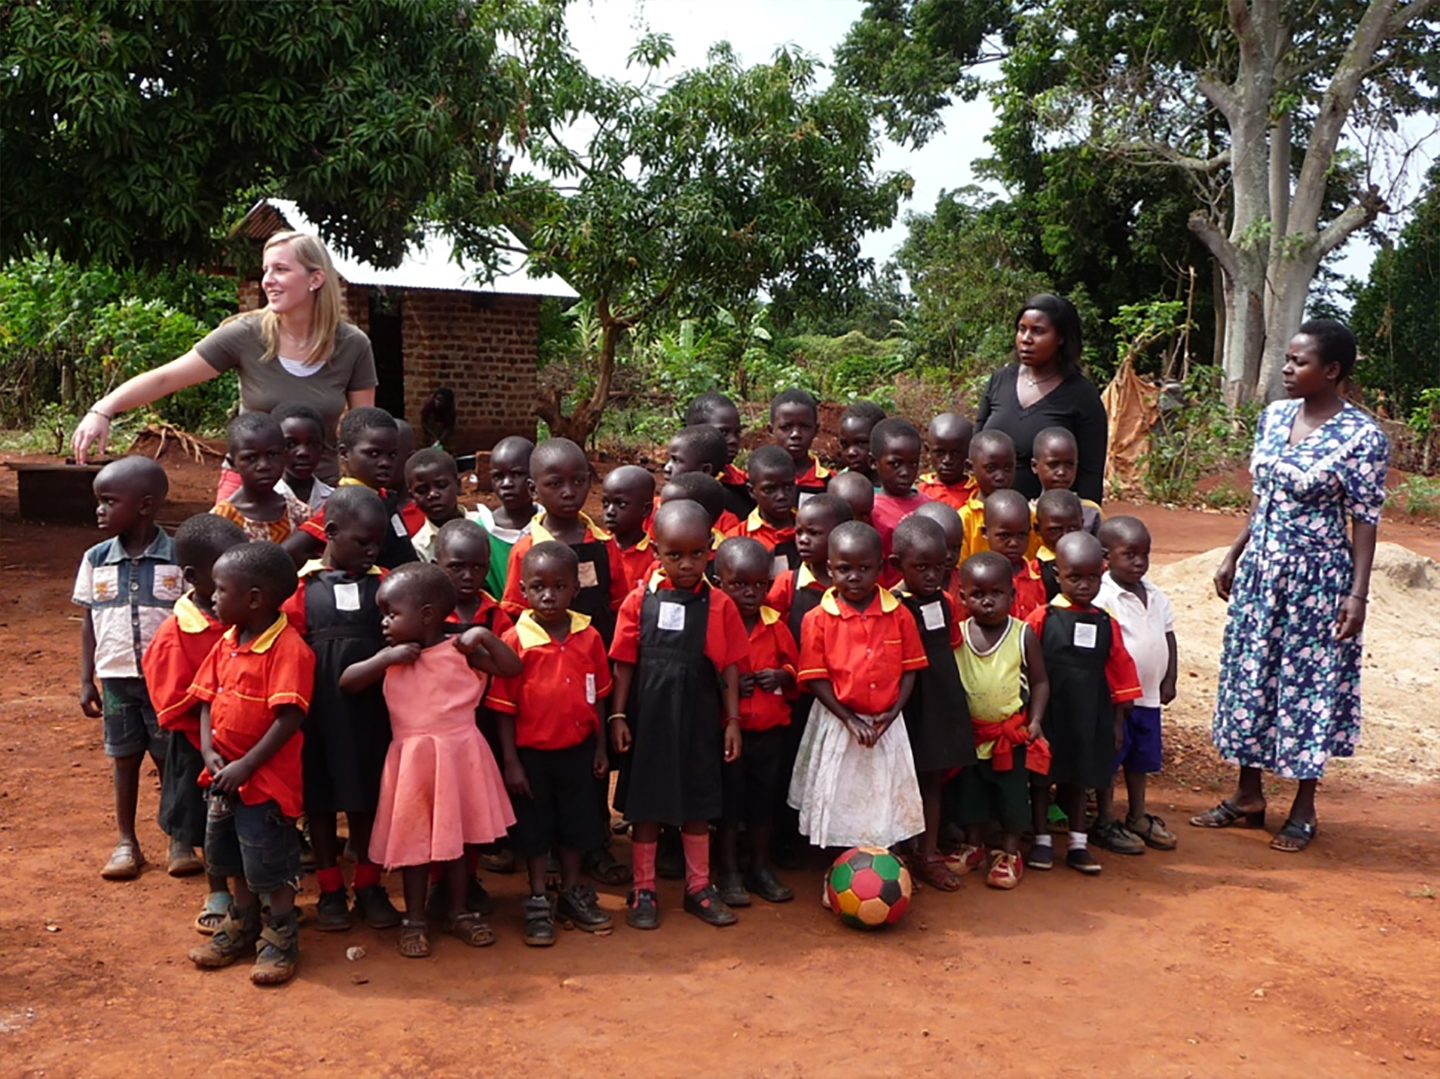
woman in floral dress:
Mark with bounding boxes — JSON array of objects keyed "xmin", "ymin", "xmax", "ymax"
[{"xmin": 1191, "ymin": 320, "xmax": 1389, "ymax": 852}]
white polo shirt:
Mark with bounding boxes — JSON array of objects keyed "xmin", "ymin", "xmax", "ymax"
[{"xmin": 1096, "ymin": 572, "xmax": 1174, "ymax": 708}]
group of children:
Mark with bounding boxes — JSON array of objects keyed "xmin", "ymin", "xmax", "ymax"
[{"xmin": 72, "ymin": 386, "xmax": 1178, "ymax": 987}]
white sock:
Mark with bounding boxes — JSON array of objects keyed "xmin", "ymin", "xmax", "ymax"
[
  {"xmin": 1069, "ymin": 832, "xmax": 1088, "ymax": 850},
  {"xmin": 1034, "ymin": 834, "xmax": 1053, "ymax": 848}
]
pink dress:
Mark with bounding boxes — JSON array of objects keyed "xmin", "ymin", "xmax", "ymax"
[{"xmin": 368, "ymin": 642, "xmax": 515, "ymax": 868}]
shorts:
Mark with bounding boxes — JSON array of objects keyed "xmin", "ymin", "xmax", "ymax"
[
  {"xmin": 1114, "ymin": 705, "xmax": 1163, "ymax": 775},
  {"xmin": 159, "ymin": 731, "xmax": 207, "ymax": 848},
  {"xmin": 204, "ymin": 793, "xmax": 302, "ymax": 894},
  {"xmin": 720, "ymin": 725, "xmax": 786, "ymax": 828},
  {"xmin": 947, "ymin": 751, "xmax": 1032, "ymax": 835},
  {"xmin": 101, "ymin": 678, "xmax": 166, "ymax": 760},
  {"xmin": 507, "ymin": 739, "xmax": 607, "ymax": 859}
]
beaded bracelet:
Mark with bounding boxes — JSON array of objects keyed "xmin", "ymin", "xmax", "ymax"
[{"xmin": 88, "ymin": 406, "xmax": 114, "ymax": 421}]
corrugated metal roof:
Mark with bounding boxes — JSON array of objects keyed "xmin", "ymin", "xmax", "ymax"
[{"xmin": 236, "ymin": 198, "xmax": 577, "ymax": 299}]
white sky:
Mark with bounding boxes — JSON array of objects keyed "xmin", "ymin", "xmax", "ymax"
[{"xmin": 566, "ymin": 0, "xmax": 1437, "ymax": 293}]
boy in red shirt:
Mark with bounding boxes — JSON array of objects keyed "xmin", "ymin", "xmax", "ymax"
[
  {"xmin": 664, "ymin": 425, "xmax": 742, "ymax": 533},
  {"xmin": 918, "ymin": 412, "xmax": 977, "ymax": 509},
  {"xmin": 724, "ymin": 445, "xmax": 799, "ymax": 574},
  {"xmin": 686, "ymin": 391, "xmax": 753, "ymax": 519},
  {"xmin": 436, "ymin": 519, "xmax": 513, "ymax": 637},
  {"xmin": 983, "ymin": 490, "xmax": 1047, "ymax": 619},
  {"xmin": 602, "ymin": 465, "xmax": 657, "ymax": 595},
  {"xmin": 187, "ymin": 541, "xmax": 315, "ymax": 986},
  {"xmin": 768, "ymin": 388, "xmax": 831, "ymax": 497},
  {"xmin": 837, "ymin": 401, "xmax": 886, "ymax": 483}
]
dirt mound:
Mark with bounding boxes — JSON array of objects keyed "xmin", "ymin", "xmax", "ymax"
[{"xmin": 1149, "ymin": 542, "xmax": 1440, "ymax": 782}]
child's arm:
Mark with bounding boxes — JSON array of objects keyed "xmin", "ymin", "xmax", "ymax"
[
  {"xmin": 720, "ymin": 662, "xmax": 741, "ymax": 763},
  {"xmin": 1160, "ymin": 630, "xmax": 1178, "ymax": 705},
  {"xmin": 1022, "ymin": 625, "xmax": 1050, "ymax": 739},
  {"xmin": 811, "ymin": 679, "xmax": 873, "ymax": 747},
  {"xmin": 872, "ymin": 671, "xmax": 917, "ymax": 740},
  {"xmin": 281, "ymin": 528, "xmax": 324, "ymax": 567},
  {"xmin": 339, "ymin": 643, "xmax": 421, "ymax": 692},
  {"xmin": 79, "ymin": 610, "xmax": 102, "ymax": 717},
  {"xmin": 210, "ymin": 704, "xmax": 304, "ymax": 794},
  {"xmin": 609, "ymin": 661, "xmax": 635, "ymax": 753},
  {"xmin": 496, "ymin": 713, "xmax": 532, "ymax": 800},
  {"xmin": 751, "ymin": 667, "xmax": 796, "ymax": 694},
  {"xmin": 455, "ymin": 625, "xmax": 523, "ymax": 677},
  {"xmin": 592, "ymin": 693, "xmax": 610, "ymax": 776},
  {"xmin": 199, "ymin": 702, "xmax": 225, "ymax": 776}
]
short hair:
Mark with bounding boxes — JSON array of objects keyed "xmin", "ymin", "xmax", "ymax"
[
  {"xmin": 1298, "ymin": 318, "xmax": 1358, "ymax": 378},
  {"xmin": 797, "ymin": 492, "xmax": 853, "ymax": 525},
  {"xmin": 271, "ymin": 401, "xmax": 326, "ymax": 437},
  {"xmin": 685, "ymin": 391, "xmax": 739, "ymax": 425},
  {"xmin": 670, "ymin": 424, "xmax": 729, "ymax": 473},
  {"xmin": 435, "ymin": 517, "xmax": 491, "ymax": 557},
  {"xmin": 746, "ymin": 444, "xmax": 796, "ymax": 478},
  {"xmin": 405, "ymin": 447, "xmax": 459, "ymax": 481},
  {"xmin": 715, "ymin": 535, "xmax": 772, "ymax": 577},
  {"xmin": 1035, "ymin": 488, "xmax": 1083, "ymax": 521},
  {"xmin": 394, "ymin": 418, "xmax": 416, "ymax": 455},
  {"xmin": 652, "ymin": 498, "xmax": 713, "ymax": 541},
  {"xmin": 228, "ymin": 410, "xmax": 284, "ymax": 452},
  {"xmin": 603, "ymin": 464, "xmax": 656, "ymax": 498},
  {"xmin": 214, "ymin": 540, "xmax": 297, "ymax": 604},
  {"xmin": 928, "ymin": 412, "xmax": 974, "ymax": 441},
  {"xmin": 661, "ymin": 472, "xmax": 725, "ymax": 524},
  {"xmin": 175, "ymin": 513, "xmax": 247, "ymax": 569},
  {"xmin": 1014, "ymin": 293, "xmax": 1083, "ymax": 373},
  {"xmin": 1097, "ymin": 515, "xmax": 1150, "ymax": 549},
  {"xmin": 984, "ymin": 488, "xmax": 1031, "ymax": 523},
  {"xmin": 324, "ymin": 484, "xmax": 388, "ymax": 530},
  {"xmin": 892, "ymin": 514, "xmax": 947, "ymax": 559},
  {"xmin": 1032, "ymin": 426, "xmax": 1078, "ymax": 456},
  {"xmin": 962, "ymin": 550, "xmax": 1014, "ymax": 584},
  {"xmin": 828, "ymin": 520, "xmax": 883, "ymax": 560},
  {"xmin": 382, "ymin": 561, "xmax": 458, "ymax": 616},
  {"xmin": 1055, "ymin": 530, "xmax": 1104, "ymax": 566},
  {"xmin": 769, "ymin": 387, "xmax": 819, "ymax": 423},
  {"xmin": 914, "ymin": 500, "xmax": 963, "ymax": 538},
  {"xmin": 969, "ymin": 429, "xmax": 1016, "ymax": 460},
  {"xmin": 827, "ymin": 470, "xmax": 875, "ymax": 507},
  {"xmin": 338, "ymin": 406, "xmax": 397, "ymax": 447},
  {"xmin": 841, "ymin": 401, "xmax": 887, "ymax": 427},
  {"xmin": 490, "ymin": 435, "xmax": 535, "ymax": 466},
  {"xmin": 529, "ymin": 437, "xmax": 588, "ymax": 476},
  {"xmin": 870, "ymin": 416, "xmax": 922, "ymax": 457},
  {"xmin": 523, "ymin": 539, "xmax": 579, "ymax": 579},
  {"xmin": 95, "ymin": 455, "xmax": 169, "ymax": 500}
]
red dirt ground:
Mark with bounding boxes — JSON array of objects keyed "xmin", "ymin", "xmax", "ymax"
[{"xmin": 2, "ymin": 445, "xmax": 1438, "ymax": 1078}]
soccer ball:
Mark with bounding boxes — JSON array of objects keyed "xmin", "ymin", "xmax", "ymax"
[{"xmin": 826, "ymin": 846, "xmax": 912, "ymax": 930}]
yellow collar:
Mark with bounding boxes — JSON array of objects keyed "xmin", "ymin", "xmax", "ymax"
[
  {"xmin": 758, "ymin": 605, "xmax": 781, "ymax": 626},
  {"xmin": 174, "ymin": 592, "xmax": 216, "ymax": 634},
  {"xmin": 747, "ymin": 506, "xmax": 793, "ymax": 531},
  {"xmin": 797, "ymin": 562, "xmax": 822, "ymax": 589},
  {"xmin": 532, "ymin": 510, "xmax": 611, "ymax": 544},
  {"xmin": 224, "ymin": 612, "xmax": 289, "ymax": 653},
  {"xmin": 298, "ymin": 558, "xmax": 381, "ymax": 578},
  {"xmin": 805, "ymin": 453, "xmax": 832, "ymax": 480},
  {"xmin": 819, "ymin": 586, "xmax": 900, "ymax": 617},
  {"xmin": 514, "ymin": 609, "xmax": 593, "ymax": 649},
  {"xmin": 338, "ymin": 476, "xmax": 379, "ymax": 491},
  {"xmin": 1036, "ymin": 546, "xmax": 1056, "ymax": 563}
]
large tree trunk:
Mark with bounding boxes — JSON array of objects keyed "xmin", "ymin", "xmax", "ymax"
[{"xmin": 533, "ymin": 307, "xmax": 621, "ymax": 447}]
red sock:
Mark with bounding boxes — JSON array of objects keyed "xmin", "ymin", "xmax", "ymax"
[
  {"xmin": 351, "ymin": 861, "xmax": 380, "ymax": 890},
  {"xmin": 632, "ymin": 841, "xmax": 657, "ymax": 893},
  {"xmin": 316, "ymin": 866, "xmax": 345, "ymax": 894},
  {"xmin": 682, "ymin": 831, "xmax": 710, "ymax": 894}
]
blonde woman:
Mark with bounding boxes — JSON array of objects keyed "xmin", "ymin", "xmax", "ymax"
[{"xmin": 72, "ymin": 232, "xmax": 377, "ymax": 494}]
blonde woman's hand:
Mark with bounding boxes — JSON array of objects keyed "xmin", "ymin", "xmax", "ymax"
[{"xmin": 71, "ymin": 409, "xmax": 112, "ymax": 464}]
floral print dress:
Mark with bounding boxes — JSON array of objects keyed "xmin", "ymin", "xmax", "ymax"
[{"xmin": 1212, "ymin": 400, "xmax": 1389, "ymax": 779}]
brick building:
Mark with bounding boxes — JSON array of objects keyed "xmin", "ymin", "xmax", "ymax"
[{"xmin": 234, "ymin": 199, "xmax": 576, "ymax": 452}]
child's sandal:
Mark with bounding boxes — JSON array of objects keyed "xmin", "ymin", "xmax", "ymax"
[
  {"xmin": 194, "ymin": 892, "xmax": 233, "ymax": 935},
  {"xmin": 398, "ymin": 918, "xmax": 431, "ymax": 959},
  {"xmin": 447, "ymin": 911, "xmax": 495, "ymax": 948},
  {"xmin": 912, "ymin": 853, "xmax": 962, "ymax": 892}
]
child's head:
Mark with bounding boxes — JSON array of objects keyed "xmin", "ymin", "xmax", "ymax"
[
  {"xmin": 659, "ymin": 472, "xmax": 725, "ymax": 528},
  {"xmin": 892, "ymin": 515, "xmax": 949, "ymax": 598},
  {"xmin": 271, "ymin": 402, "xmax": 326, "ymax": 484},
  {"xmin": 602, "ymin": 465, "xmax": 656, "ymax": 538},
  {"xmin": 745, "ymin": 445, "xmax": 797, "ymax": 524},
  {"xmin": 323, "ymin": 484, "xmax": 389, "ymax": 575},
  {"xmin": 489, "ymin": 436, "xmax": 535, "ymax": 513},
  {"xmin": 338, "ymin": 406, "xmax": 399, "ymax": 490},
  {"xmin": 528, "ymin": 438, "xmax": 590, "ymax": 522},
  {"xmin": 652, "ymin": 500, "xmax": 714, "ymax": 590},
  {"xmin": 377, "ymin": 562, "xmax": 458, "ymax": 646},
  {"xmin": 826, "ymin": 521, "xmax": 883, "ymax": 604},
  {"xmin": 1031, "ymin": 426, "xmax": 1080, "ymax": 493},
  {"xmin": 960, "ymin": 551, "xmax": 1015, "ymax": 628},
  {"xmin": 838, "ymin": 401, "xmax": 886, "ymax": 477},
  {"xmin": 228, "ymin": 412, "xmax": 287, "ymax": 496},
  {"xmin": 869, "ymin": 417, "xmax": 923, "ymax": 498},
  {"xmin": 715, "ymin": 536, "xmax": 772, "ymax": 619},
  {"xmin": 913, "ymin": 501, "xmax": 963, "ymax": 575},
  {"xmin": 1034, "ymin": 488, "xmax": 1084, "ymax": 553},
  {"xmin": 1097, "ymin": 515, "xmax": 1151, "ymax": 587},
  {"xmin": 795, "ymin": 492, "xmax": 852, "ymax": 570},
  {"xmin": 983, "ymin": 489, "xmax": 1033, "ymax": 567},
  {"xmin": 434, "ymin": 518, "xmax": 491, "ymax": 603},
  {"xmin": 826, "ymin": 471, "xmax": 874, "ymax": 525},
  {"xmin": 520, "ymin": 540, "xmax": 580, "ymax": 625},
  {"xmin": 685, "ymin": 391, "xmax": 743, "ymax": 465},
  {"xmin": 212, "ymin": 540, "xmax": 298, "ymax": 630},
  {"xmin": 174, "ymin": 513, "xmax": 247, "ymax": 604},
  {"xmin": 93, "ymin": 455, "xmax": 168, "ymax": 536},
  {"xmin": 665, "ymin": 424, "xmax": 729, "ymax": 481},
  {"xmin": 768, "ymin": 388, "xmax": 820, "ymax": 466},
  {"xmin": 927, "ymin": 413, "xmax": 974, "ymax": 487},
  {"xmin": 1053, "ymin": 531, "xmax": 1105, "ymax": 607},
  {"xmin": 405, "ymin": 448, "xmax": 462, "ymax": 526},
  {"xmin": 967, "ymin": 429, "xmax": 1017, "ymax": 497}
]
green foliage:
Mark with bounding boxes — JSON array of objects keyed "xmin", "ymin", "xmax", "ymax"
[
  {"xmin": 1388, "ymin": 475, "xmax": 1440, "ymax": 518},
  {"xmin": 1140, "ymin": 367, "xmax": 1259, "ymax": 504}
]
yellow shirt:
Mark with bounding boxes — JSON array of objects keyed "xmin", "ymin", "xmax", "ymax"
[{"xmin": 955, "ymin": 616, "xmax": 1027, "ymax": 759}]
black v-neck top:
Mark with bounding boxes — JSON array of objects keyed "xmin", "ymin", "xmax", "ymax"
[{"xmin": 975, "ymin": 365, "xmax": 1109, "ymax": 502}]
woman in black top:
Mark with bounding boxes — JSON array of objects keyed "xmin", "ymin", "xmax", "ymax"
[{"xmin": 975, "ymin": 294, "xmax": 1108, "ymax": 503}]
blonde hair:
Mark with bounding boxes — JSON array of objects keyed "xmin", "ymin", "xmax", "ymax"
[{"xmin": 257, "ymin": 231, "xmax": 346, "ymax": 365}]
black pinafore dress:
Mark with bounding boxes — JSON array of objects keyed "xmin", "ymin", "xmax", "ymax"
[
  {"xmin": 899, "ymin": 592, "xmax": 976, "ymax": 773},
  {"xmin": 614, "ymin": 586, "xmax": 723, "ymax": 825},
  {"xmin": 301, "ymin": 569, "xmax": 392, "ymax": 814},
  {"xmin": 379, "ymin": 494, "xmax": 419, "ymax": 570},
  {"xmin": 1039, "ymin": 604, "xmax": 1115, "ymax": 789},
  {"xmin": 568, "ymin": 536, "xmax": 617, "ymax": 646},
  {"xmin": 1039, "ymin": 558, "xmax": 1060, "ymax": 602}
]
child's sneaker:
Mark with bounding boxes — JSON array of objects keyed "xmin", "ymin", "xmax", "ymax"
[
  {"xmin": 1126, "ymin": 813, "xmax": 1178, "ymax": 850},
  {"xmin": 1024, "ymin": 843, "xmax": 1054, "ymax": 871},
  {"xmin": 354, "ymin": 884, "xmax": 402, "ymax": 929},
  {"xmin": 1091, "ymin": 819, "xmax": 1145, "ymax": 855},
  {"xmin": 314, "ymin": 888, "xmax": 352, "ymax": 931},
  {"xmin": 626, "ymin": 888, "xmax": 660, "ymax": 930},
  {"xmin": 944, "ymin": 844, "xmax": 986, "ymax": 876},
  {"xmin": 522, "ymin": 894, "xmax": 556, "ymax": 947},
  {"xmin": 251, "ymin": 910, "xmax": 299, "ymax": 985},
  {"xmin": 985, "ymin": 851, "xmax": 1023, "ymax": 890},
  {"xmin": 1065, "ymin": 847, "xmax": 1103, "ymax": 875},
  {"xmin": 188, "ymin": 904, "xmax": 261, "ymax": 968},
  {"xmin": 556, "ymin": 884, "xmax": 613, "ymax": 933}
]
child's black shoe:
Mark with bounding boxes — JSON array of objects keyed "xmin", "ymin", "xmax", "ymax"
[
  {"xmin": 466, "ymin": 876, "xmax": 495, "ymax": 915},
  {"xmin": 716, "ymin": 872, "xmax": 752, "ymax": 908},
  {"xmin": 354, "ymin": 884, "xmax": 402, "ymax": 929},
  {"xmin": 683, "ymin": 884, "xmax": 738, "ymax": 927},
  {"xmin": 522, "ymin": 894, "xmax": 556, "ymax": 947},
  {"xmin": 626, "ymin": 888, "xmax": 660, "ymax": 930},
  {"xmin": 1065, "ymin": 847, "xmax": 1103, "ymax": 875},
  {"xmin": 556, "ymin": 884, "xmax": 613, "ymax": 933},
  {"xmin": 1024, "ymin": 844, "xmax": 1054, "ymax": 871},
  {"xmin": 315, "ymin": 888, "xmax": 353, "ymax": 932},
  {"xmin": 744, "ymin": 866, "xmax": 795, "ymax": 904}
]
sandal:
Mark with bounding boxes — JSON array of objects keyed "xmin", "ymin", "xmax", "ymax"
[
  {"xmin": 912, "ymin": 853, "xmax": 962, "ymax": 892},
  {"xmin": 194, "ymin": 892, "xmax": 233, "ymax": 935},
  {"xmin": 101, "ymin": 839, "xmax": 143, "ymax": 880},
  {"xmin": 447, "ymin": 911, "xmax": 495, "ymax": 948},
  {"xmin": 1189, "ymin": 799, "xmax": 1266, "ymax": 829},
  {"xmin": 1126, "ymin": 813, "xmax": 1178, "ymax": 850},
  {"xmin": 398, "ymin": 918, "xmax": 431, "ymax": 958},
  {"xmin": 1270, "ymin": 818, "xmax": 1317, "ymax": 853},
  {"xmin": 583, "ymin": 847, "xmax": 633, "ymax": 887}
]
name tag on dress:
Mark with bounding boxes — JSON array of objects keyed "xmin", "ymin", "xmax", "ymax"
[
  {"xmin": 391, "ymin": 513, "xmax": 408, "ymax": 537},
  {"xmin": 921, "ymin": 600, "xmax": 945, "ymax": 631},
  {"xmin": 578, "ymin": 561, "xmax": 599, "ymax": 588},
  {"xmin": 585, "ymin": 673, "xmax": 597, "ymax": 704},
  {"xmin": 773, "ymin": 553, "xmax": 790, "ymax": 577},
  {"xmin": 335, "ymin": 582, "xmax": 361, "ymax": 611},
  {"xmin": 658, "ymin": 601, "xmax": 686, "ymax": 631},
  {"xmin": 1073, "ymin": 622, "xmax": 1097, "ymax": 649}
]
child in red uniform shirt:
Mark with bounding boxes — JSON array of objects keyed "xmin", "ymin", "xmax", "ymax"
[
  {"xmin": 609, "ymin": 502, "xmax": 749, "ymax": 930},
  {"xmin": 187, "ymin": 542, "xmax": 313, "ymax": 986},
  {"xmin": 918, "ymin": 412, "xmax": 977, "ymax": 509},
  {"xmin": 837, "ymin": 401, "xmax": 886, "ymax": 482},
  {"xmin": 686, "ymin": 391, "xmax": 753, "ymax": 519},
  {"xmin": 488, "ymin": 542, "xmax": 615, "ymax": 946},
  {"xmin": 789, "ymin": 523, "xmax": 927, "ymax": 860},
  {"xmin": 664, "ymin": 425, "xmax": 742, "ymax": 534},
  {"xmin": 144, "ymin": 514, "xmax": 246, "ymax": 929},
  {"xmin": 827, "ymin": 471, "xmax": 874, "ymax": 526},
  {"xmin": 714, "ymin": 538, "xmax": 799, "ymax": 908},
  {"xmin": 724, "ymin": 445, "xmax": 799, "ymax": 573},
  {"xmin": 769, "ymin": 388, "xmax": 831, "ymax": 497},
  {"xmin": 983, "ymin": 490, "xmax": 1047, "ymax": 619},
  {"xmin": 602, "ymin": 465, "xmax": 657, "ymax": 595},
  {"xmin": 870, "ymin": 418, "xmax": 933, "ymax": 587}
]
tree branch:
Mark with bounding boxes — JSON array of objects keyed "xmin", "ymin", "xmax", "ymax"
[
  {"xmin": 1188, "ymin": 210, "xmax": 1241, "ymax": 279},
  {"xmin": 1386, "ymin": 0, "xmax": 1440, "ymax": 39},
  {"xmin": 1316, "ymin": 186, "xmax": 1387, "ymax": 258},
  {"xmin": 1197, "ymin": 70, "xmax": 1240, "ymax": 120},
  {"xmin": 1114, "ymin": 141, "xmax": 1232, "ymax": 173}
]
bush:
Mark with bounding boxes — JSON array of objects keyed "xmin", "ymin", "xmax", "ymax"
[{"xmin": 1140, "ymin": 366, "xmax": 1259, "ymax": 504}]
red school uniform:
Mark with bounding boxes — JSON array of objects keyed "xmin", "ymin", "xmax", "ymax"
[
  {"xmin": 724, "ymin": 507, "xmax": 796, "ymax": 551},
  {"xmin": 615, "ymin": 533, "xmax": 658, "ymax": 597},
  {"xmin": 738, "ymin": 607, "xmax": 800, "ymax": 732},
  {"xmin": 500, "ymin": 510, "xmax": 629, "ymax": 618},
  {"xmin": 797, "ymin": 586, "xmax": 927, "ymax": 715},
  {"xmin": 794, "ymin": 453, "xmax": 833, "ymax": 496},
  {"xmin": 142, "ymin": 593, "xmax": 226, "ymax": 749},
  {"xmin": 610, "ymin": 572, "xmax": 750, "ymax": 675},
  {"xmin": 1024, "ymin": 597, "xmax": 1143, "ymax": 705},
  {"xmin": 486, "ymin": 611, "xmax": 613, "ymax": 750},
  {"xmin": 1009, "ymin": 559, "xmax": 1047, "ymax": 621},
  {"xmin": 189, "ymin": 614, "xmax": 315, "ymax": 819},
  {"xmin": 918, "ymin": 472, "xmax": 978, "ymax": 511},
  {"xmin": 444, "ymin": 589, "xmax": 514, "ymax": 636},
  {"xmin": 765, "ymin": 561, "xmax": 827, "ymax": 623}
]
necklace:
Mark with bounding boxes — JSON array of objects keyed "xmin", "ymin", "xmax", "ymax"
[{"xmin": 1023, "ymin": 371, "xmax": 1060, "ymax": 388}]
